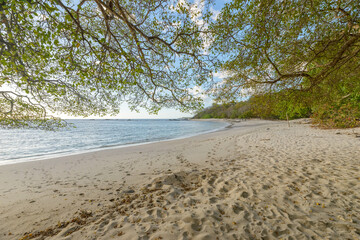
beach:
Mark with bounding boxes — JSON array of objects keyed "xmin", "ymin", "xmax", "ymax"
[{"xmin": 0, "ymin": 119, "xmax": 359, "ymax": 239}]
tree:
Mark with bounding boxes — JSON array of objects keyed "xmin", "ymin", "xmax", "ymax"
[
  {"xmin": 0, "ymin": 0, "xmax": 214, "ymax": 129},
  {"xmin": 211, "ymin": 0, "xmax": 360, "ymax": 103}
]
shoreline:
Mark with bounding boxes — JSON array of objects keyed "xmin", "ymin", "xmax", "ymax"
[
  {"xmin": 0, "ymin": 119, "xmax": 230, "ymax": 167},
  {"xmin": 1, "ymin": 119, "xmax": 359, "ymax": 239}
]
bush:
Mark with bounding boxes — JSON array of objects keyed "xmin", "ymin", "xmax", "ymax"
[{"xmin": 311, "ymin": 103, "xmax": 360, "ymax": 128}]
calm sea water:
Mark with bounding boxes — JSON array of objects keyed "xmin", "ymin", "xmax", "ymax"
[{"xmin": 0, "ymin": 119, "xmax": 227, "ymax": 165}]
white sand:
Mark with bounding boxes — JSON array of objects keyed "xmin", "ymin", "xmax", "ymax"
[{"xmin": 0, "ymin": 119, "xmax": 359, "ymax": 239}]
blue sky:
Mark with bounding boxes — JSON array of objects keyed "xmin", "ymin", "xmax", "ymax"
[
  {"xmin": 213, "ymin": 0, "xmax": 231, "ymax": 10},
  {"xmin": 103, "ymin": 0, "xmax": 230, "ymax": 119},
  {"xmin": 61, "ymin": 0, "xmax": 231, "ymax": 119}
]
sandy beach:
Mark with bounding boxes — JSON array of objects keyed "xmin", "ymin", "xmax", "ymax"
[{"xmin": 0, "ymin": 119, "xmax": 359, "ymax": 240}]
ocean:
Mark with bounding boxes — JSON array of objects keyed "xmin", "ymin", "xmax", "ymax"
[{"xmin": 0, "ymin": 119, "xmax": 228, "ymax": 165}]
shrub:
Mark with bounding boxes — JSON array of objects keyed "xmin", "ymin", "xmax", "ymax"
[{"xmin": 311, "ymin": 103, "xmax": 360, "ymax": 128}]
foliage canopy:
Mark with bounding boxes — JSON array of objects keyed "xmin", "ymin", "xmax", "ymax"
[
  {"xmin": 0, "ymin": 0, "xmax": 213, "ymax": 129},
  {"xmin": 210, "ymin": 0, "xmax": 360, "ymax": 127},
  {"xmin": 1, "ymin": 0, "xmax": 359, "ymax": 129},
  {"xmin": 212, "ymin": 0, "xmax": 360, "ymax": 98}
]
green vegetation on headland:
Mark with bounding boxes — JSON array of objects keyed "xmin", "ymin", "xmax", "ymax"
[
  {"xmin": 194, "ymin": 89, "xmax": 360, "ymax": 128},
  {"xmin": 204, "ymin": 0, "xmax": 360, "ymax": 129}
]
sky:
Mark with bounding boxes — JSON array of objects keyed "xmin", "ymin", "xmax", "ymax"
[
  {"xmin": 0, "ymin": 0, "xmax": 233, "ymax": 120},
  {"xmin": 60, "ymin": 107, "xmax": 193, "ymax": 119},
  {"xmin": 62, "ymin": 0, "xmax": 232, "ymax": 119},
  {"xmin": 114, "ymin": 0, "xmax": 232, "ymax": 119}
]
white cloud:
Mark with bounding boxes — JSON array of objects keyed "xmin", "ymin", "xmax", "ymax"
[
  {"xmin": 170, "ymin": 0, "xmax": 189, "ymax": 12},
  {"xmin": 188, "ymin": 85, "xmax": 207, "ymax": 99},
  {"xmin": 213, "ymin": 70, "xmax": 233, "ymax": 79},
  {"xmin": 0, "ymin": 83, "xmax": 13, "ymax": 92},
  {"xmin": 210, "ymin": 7, "xmax": 220, "ymax": 20},
  {"xmin": 190, "ymin": 0, "xmax": 205, "ymax": 25}
]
